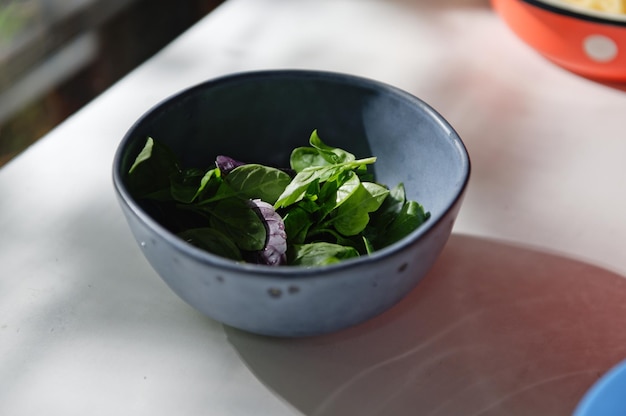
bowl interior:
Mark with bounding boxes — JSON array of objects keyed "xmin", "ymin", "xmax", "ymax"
[
  {"xmin": 117, "ymin": 71, "xmax": 468, "ymax": 239},
  {"xmin": 525, "ymin": 0, "xmax": 626, "ymax": 23}
]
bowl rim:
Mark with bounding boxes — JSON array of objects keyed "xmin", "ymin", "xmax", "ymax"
[
  {"xmin": 519, "ymin": 0, "xmax": 626, "ymax": 26},
  {"xmin": 112, "ymin": 69, "xmax": 471, "ymax": 278}
]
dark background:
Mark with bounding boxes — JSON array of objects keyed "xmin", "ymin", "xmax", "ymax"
[{"xmin": 0, "ymin": 0, "xmax": 224, "ymax": 166}]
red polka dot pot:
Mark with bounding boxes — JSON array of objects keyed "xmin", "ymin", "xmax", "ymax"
[{"xmin": 492, "ymin": 0, "xmax": 626, "ymax": 81}]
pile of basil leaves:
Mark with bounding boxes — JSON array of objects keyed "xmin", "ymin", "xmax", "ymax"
[{"xmin": 126, "ymin": 131, "xmax": 429, "ymax": 267}]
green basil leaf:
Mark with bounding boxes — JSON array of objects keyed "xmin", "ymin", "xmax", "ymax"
[
  {"xmin": 361, "ymin": 182, "xmax": 390, "ymax": 206},
  {"xmin": 170, "ymin": 168, "xmax": 205, "ymax": 203},
  {"xmin": 196, "ymin": 180, "xmax": 240, "ymax": 205},
  {"xmin": 194, "ymin": 168, "xmax": 220, "ymax": 201},
  {"xmin": 334, "ymin": 171, "xmax": 361, "ymax": 208},
  {"xmin": 274, "ymin": 159, "xmax": 375, "ymax": 209},
  {"xmin": 314, "ymin": 170, "xmax": 360, "ymax": 221},
  {"xmin": 290, "ymin": 147, "xmax": 330, "ymax": 172},
  {"xmin": 290, "ymin": 130, "xmax": 356, "ymax": 171},
  {"xmin": 297, "ymin": 195, "xmax": 322, "ymax": 214},
  {"xmin": 128, "ymin": 137, "xmax": 156, "ymax": 174},
  {"xmin": 177, "ymin": 228, "xmax": 242, "ymax": 261},
  {"xmin": 208, "ymin": 198, "xmax": 267, "ymax": 251},
  {"xmin": 127, "ymin": 136, "xmax": 180, "ymax": 200},
  {"xmin": 224, "ymin": 164, "xmax": 292, "ymax": 204},
  {"xmin": 368, "ymin": 182, "xmax": 407, "ymax": 229},
  {"xmin": 333, "ymin": 208, "xmax": 369, "ymax": 237},
  {"xmin": 306, "ymin": 227, "xmax": 365, "ymax": 252},
  {"xmin": 274, "ymin": 166, "xmax": 335, "ymax": 208},
  {"xmin": 316, "ymin": 177, "xmax": 340, "ymax": 218},
  {"xmin": 282, "ymin": 206, "xmax": 313, "ymax": 245},
  {"xmin": 331, "ymin": 182, "xmax": 389, "ymax": 236},
  {"xmin": 363, "ymin": 236, "xmax": 375, "ymax": 255},
  {"xmin": 378, "ymin": 200, "xmax": 430, "ymax": 247},
  {"xmin": 308, "ymin": 130, "xmax": 355, "ymax": 165},
  {"xmin": 290, "ymin": 242, "xmax": 360, "ymax": 266},
  {"xmin": 171, "ymin": 168, "xmax": 223, "ymax": 204}
]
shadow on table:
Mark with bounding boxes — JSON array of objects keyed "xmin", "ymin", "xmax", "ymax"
[
  {"xmin": 225, "ymin": 234, "xmax": 626, "ymax": 416},
  {"xmin": 597, "ymin": 80, "xmax": 626, "ymax": 92}
]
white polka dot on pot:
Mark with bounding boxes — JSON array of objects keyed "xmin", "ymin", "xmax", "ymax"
[{"xmin": 583, "ymin": 34, "xmax": 618, "ymax": 62}]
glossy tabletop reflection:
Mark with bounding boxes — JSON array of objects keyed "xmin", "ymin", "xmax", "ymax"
[{"xmin": 227, "ymin": 235, "xmax": 626, "ymax": 415}]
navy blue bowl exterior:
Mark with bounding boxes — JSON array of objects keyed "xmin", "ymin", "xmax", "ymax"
[{"xmin": 113, "ymin": 70, "xmax": 470, "ymax": 336}]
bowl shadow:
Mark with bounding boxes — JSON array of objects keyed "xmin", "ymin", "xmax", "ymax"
[{"xmin": 225, "ymin": 234, "xmax": 626, "ymax": 416}]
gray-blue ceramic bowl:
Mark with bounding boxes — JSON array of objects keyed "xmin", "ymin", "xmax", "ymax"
[{"xmin": 112, "ymin": 70, "xmax": 470, "ymax": 337}]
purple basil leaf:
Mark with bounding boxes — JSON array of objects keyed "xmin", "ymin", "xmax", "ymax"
[
  {"xmin": 249, "ymin": 199, "xmax": 287, "ymax": 266},
  {"xmin": 216, "ymin": 155, "xmax": 246, "ymax": 175}
]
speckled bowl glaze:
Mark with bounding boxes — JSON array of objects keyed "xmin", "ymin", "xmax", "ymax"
[
  {"xmin": 112, "ymin": 70, "xmax": 470, "ymax": 337},
  {"xmin": 492, "ymin": 0, "xmax": 626, "ymax": 81}
]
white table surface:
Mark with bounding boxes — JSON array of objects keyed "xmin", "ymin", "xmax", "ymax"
[{"xmin": 3, "ymin": 0, "xmax": 626, "ymax": 414}]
